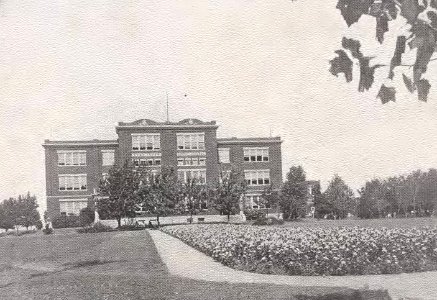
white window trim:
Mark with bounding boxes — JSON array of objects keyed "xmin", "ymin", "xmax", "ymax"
[
  {"xmin": 59, "ymin": 198, "xmax": 89, "ymax": 215},
  {"xmin": 58, "ymin": 174, "xmax": 88, "ymax": 191},
  {"xmin": 176, "ymin": 133, "xmax": 205, "ymax": 150},
  {"xmin": 131, "ymin": 133, "xmax": 161, "ymax": 151},
  {"xmin": 57, "ymin": 150, "xmax": 87, "ymax": 166},
  {"xmin": 243, "ymin": 147, "xmax": 269, "ymax": 162},
  {"xmin": 177, "ymin": 168, "xmax": 207, "ymax": 183},
  {"xmin": 218, "ymin": 148, "xmax": 230, "ymax": 163},
  {"xmin": 102, "ymin": 149, "xmax": 115, "ymax": 166},
  {"xmin": 244, "ymin": 169, "xmax": 270, "ymax": 186}
]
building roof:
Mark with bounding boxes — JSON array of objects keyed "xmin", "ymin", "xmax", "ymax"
[
  {"xmin": 116, "ymin": 118, "xmax": 218, "ymax": 130},
  {"xmin": 42, "ymin": 139, "xmax": 119, "ymax": 147},
  {"xmin": 217, "ymin": 136, "xmax": 282, "ymax": 144}
]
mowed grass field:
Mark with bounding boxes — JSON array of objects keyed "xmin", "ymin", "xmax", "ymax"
[
  {"xmin": 0, "ymin": 229, "xmax": 383, "ymax": 300},
  {"xmin": 279, "ymin": 217, "xmax": 437, "ymax": 229}
]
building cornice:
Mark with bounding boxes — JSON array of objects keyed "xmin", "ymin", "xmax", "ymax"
[
  {"xmin": 217, "ymin": 137, "xmax": 282, "ymax": 144},
  {"xmin": 42, "ymin": 140, "xmax": 118, "ymax": 147}
]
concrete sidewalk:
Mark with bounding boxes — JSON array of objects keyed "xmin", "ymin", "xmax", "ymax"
[{"xmin": 149, "ymin": 229, "xmax": 437, "ymax": 300}]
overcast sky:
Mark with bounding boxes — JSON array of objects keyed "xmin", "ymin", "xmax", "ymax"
[{"xmin": 1, "ymin": 0, "xmax": 437, "ymax": 210}]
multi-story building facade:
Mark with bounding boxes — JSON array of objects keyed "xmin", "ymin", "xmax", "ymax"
[{"xmin": 43, "ymin": 118, "xmax": 283, "ymax": 219}]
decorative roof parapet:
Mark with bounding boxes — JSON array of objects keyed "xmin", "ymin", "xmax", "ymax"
[{"xmin": 116, "ymin": 118, "xmax": 218, "ymax": 130}]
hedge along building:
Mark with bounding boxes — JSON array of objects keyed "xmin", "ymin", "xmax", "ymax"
[{"xmin": 42, "ymin": 118, "xmax": 283, "ymax": 220}]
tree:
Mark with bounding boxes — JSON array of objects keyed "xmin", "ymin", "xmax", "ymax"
[
  {"xmin": 324, "ymin": 174, "xmax": 356, "ymax": 219},
  {"xmin": 331, "ymin": 0, "xmax": 437, "ymax": 103},
  {"xmin": 16, "ymin": 193, "xmax": 40, "ymax": 230},
  {"xmin": 98, "ymin": 162, "xmax": 145, "ymax": 228},
  {"xmin": 279, "ymin": 166, "xmax": 307, "ymax": 220},
  {"xmin": 261, "ymin": 184, "xmax": 280, "ymax": 216},
  {"xmin": 136, "ymin": 167, "xmax": 181, "ymax": 226},
  {"xmin": 212, "ymin": 169, "xmax": 247, "ymax": 222},
  {"xmin": 181, "ymin": 177, "xmax": 209, "ymax": 223},
  {"xmin": 313, "ymin": 182, "xmax": 333, "ymax": 219},
  {"xmin": 0, "ymin": 199, "xmax": 15, "ymax": 232},
  {"xmin": 357, "ymin": 178, "xmax": 388, "ymax": 218}
]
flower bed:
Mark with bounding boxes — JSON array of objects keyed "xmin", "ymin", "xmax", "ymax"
[{"xmin": 161, "ymin": 224, "xmax": 437, "ymax": 276}]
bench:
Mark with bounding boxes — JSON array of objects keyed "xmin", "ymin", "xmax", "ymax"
[{"xmin": 197, "ymin": 217, "xmax": 205, "ymax": 222}]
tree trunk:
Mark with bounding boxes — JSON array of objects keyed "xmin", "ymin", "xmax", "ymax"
[
  {"xmin": 190, "ymin": 211, "xmax": 193, "ymax": 224},
  {"xmin": 157, "ymin": 215, "xmax": 160, "ymax": 227},
  {"xmin": 227, "ymin": 213, "xmax": 230, "ymax": 223},
  {"xmin": 116, "ymin": 216, "xmax": 121, "ymax": 228}
]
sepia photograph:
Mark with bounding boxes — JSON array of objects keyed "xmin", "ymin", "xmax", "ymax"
[{"xmin": 1, "ymin": 1, "xmax": 437, "ymax": 299}]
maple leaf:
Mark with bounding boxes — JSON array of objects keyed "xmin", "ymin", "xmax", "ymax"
[
  {"xmin": 377, "ymin": 84, "xmax": 396, "ymax": 104},
  {"xmin": 400, "ymin": 0, "xmax": 426, "ymax": 24},
  {"xmin": 329, "ymin": 50, "xmax": 353, "ymax": 82},
  {"xmin": 342, "ymin": 37, "xmax": 364, "ymax": 59},
  {"xmin": 402, "ymin": 74, "xmax": 416, "ymax": 93},
  {"xmin": 358, "ymin": 57, "xmax": 384, "ymax": 91},
  {"xmin": 388, "ymin": 36, "xmax": 407, "ymax": 79},
  {"xmin": 430, "ymin": 0, "xmax": 437, "ymax": 9},
  {"xmin": 376, "ymin": 15, "xmax": 389, "ymax": 43},
  {"xmin": 337, "ymin": 0, "xmax": 375, "ymax": 26},
  {"xmin": 417, "ymin": 79, "xmax": 431, "ymax": 101},
  {"xmin": 410, "ymin": 23, "xmax": 437, "ymax": 82}
]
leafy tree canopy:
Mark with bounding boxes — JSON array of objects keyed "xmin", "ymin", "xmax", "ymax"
[{"xmin": 331, "ymin": 0, "xmax": 437, "ymax": 103}]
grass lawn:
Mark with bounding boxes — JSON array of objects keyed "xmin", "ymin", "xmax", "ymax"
[
  {"xmin": 0, "ymin": 229, "xmax": 387, "ymax": 300},
  {"xmin": 279, "ymin": 216, "xmax": 437, "ymax": 229}
]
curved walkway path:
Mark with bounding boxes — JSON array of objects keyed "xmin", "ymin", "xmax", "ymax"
[{"xmin": 149, "ymin": 229, "xmax": 437, "ymax": 300}]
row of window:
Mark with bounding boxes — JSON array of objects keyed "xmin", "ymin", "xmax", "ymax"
[
  {"xmin": 132, "ymin": 134, "xmax": 161, "ymax": 151},
  {"xmin": 59, "ymin": 174, "xmax": 87, "ymax": 191},
  {"xmin": 57, "ymin": 150, "xmax": 114, "ymax": 166},
  {"xmin": 131, "ymin": 133, "xmax": 206, "ymax": 151},
  {"xmin": 244, "ymin": 170, "xmax": 270, "ymax": 186},
  {"xmin": 60, "ymin": 199, "xmax": 88, "ymax": 215},
  {"xmin": 218, "ymin": 147, "xmax": 270, "ymax": 163},
  {"xmin": 58, "ymin": 169, "xmax": 270, "ymax": 192},
  {"xmin": 177, "ymin": 157, "xmax": 206, "ymax": 166},
  {"xmin": 132, "ymin": 158, "xmax": 161, "ymax": 167},
  {"xmin": 177, "ymin": 169, "xmax": 207, "ymax": 184}
]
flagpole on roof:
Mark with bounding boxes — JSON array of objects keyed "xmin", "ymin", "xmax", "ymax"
[{"xmin": 166, "ymin": 91, "xmax": 170, "ymax": 122}]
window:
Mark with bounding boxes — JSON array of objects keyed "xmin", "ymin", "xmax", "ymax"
[
  {"xmin": 177, "ymin": 169, "xmax": 206, "ymax": 184},
  {"xmin": 132, "ymin": 158, "xmax": 161, "ymax": 167},
  {"xmin": 102, "ymin": 150, "xmax": 115, "ymax": 166},
  {"xmin": 244, "ymin": 170, "xmax": 270, "ymax": 186},
  {"xmin": 59, "ymin": 199, "xmax": 88, "ymax": 215},
  {"xmin": 177, "ymin": 157, "xmax": 206, "ymax": 166},
  {"xmin": 243, "ymin": 148, "xmax": 269, "ymax": 162},
  {"xmin": 177, "ymin": 133, "xmax": 205, "ymax": 150},
  {"xmin": 58, "ymin": 174, "xmax": 87, "ymax": 191},
  {"xmin": 132, "ymin": 134, "xmax": 160, "ymax": 151},
  {"xmin": 57, "ymin": 151, "xmax": 86, "ymax": 166},
  {"xmin": 218, "ymin": 148, "xmax": 230, "ymax": 163},
  {"xmin": 246, "ymin": 195, "xmax": 263, "ymax": 209}
]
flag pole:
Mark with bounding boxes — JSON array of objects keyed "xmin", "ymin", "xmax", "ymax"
[{"xmin": 166, "ymin": 91, "xmax": 169, "ymax": 122}]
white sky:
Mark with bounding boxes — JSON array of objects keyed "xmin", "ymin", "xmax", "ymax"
[{"xmin": 1, "ymin": 0, "xmax": 437, "ymax": 211}]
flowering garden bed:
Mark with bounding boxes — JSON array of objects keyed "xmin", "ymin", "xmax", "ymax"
[{"xmin": 161, "ymin": 224, "xmax": 437, "ymax": 276}]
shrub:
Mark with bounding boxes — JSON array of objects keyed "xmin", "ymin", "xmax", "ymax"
[
  {"xmin": 77, "ymin": 222, "xmax": 113, "ymax": 233},
  {"xmin": 244, "ymin": 209, "xmax": 266, "ymax": 221},
  {"xmin": 79, "ymin": 207, "xmax": 95, "ymax": 227},
  {"xmin": 162, "ymin": 224, "xmax": 437, "ymax": 276},
  {"xmin": 35, "ymin": 220, "xmax": 43, "ymax": 230},
  {"xmin": 252, "ymin": 216, "xmax": 284, "ymax": 226},
  {"xmin": 52, "ymin": 215, "xmax": 80, "ymax": 228},
  {"xmin": 43, "ymin": 224, "xmax": 53, "ymax": 235}
]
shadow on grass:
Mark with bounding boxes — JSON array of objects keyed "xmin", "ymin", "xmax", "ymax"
[{"xmin": 64, "ymin": 259, "xmax": 123, "ymax": 269}]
